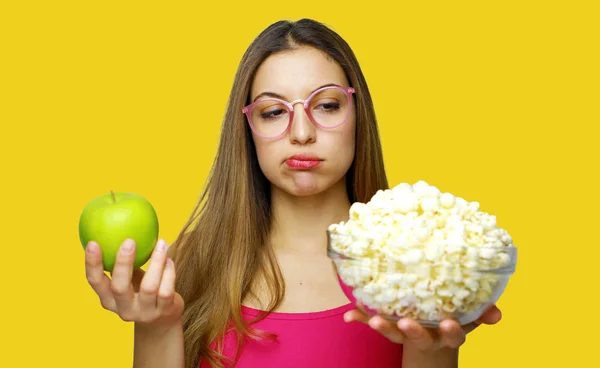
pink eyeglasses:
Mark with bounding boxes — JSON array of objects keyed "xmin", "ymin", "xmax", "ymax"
[{"xmin": 242, "ymin": 84, "xmax": 356, "ymax": 139}]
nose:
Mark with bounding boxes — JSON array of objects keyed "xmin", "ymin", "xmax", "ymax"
[{"xmin": 288, "ymin": 101, "xmax": 316, "ymax": 144}]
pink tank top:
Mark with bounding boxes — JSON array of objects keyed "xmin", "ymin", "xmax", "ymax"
[{"xmin": 199, "ymin": 302, "xmax": 404, "ymax": 367}]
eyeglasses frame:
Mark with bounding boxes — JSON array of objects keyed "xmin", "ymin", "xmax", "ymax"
[{"xmin": 242, "ymin": 84, "xmax": 356, "ymax": 139}]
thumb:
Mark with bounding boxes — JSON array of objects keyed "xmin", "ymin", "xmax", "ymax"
[
  {"xmin": 464, "ymin": 305, "xmax": 503, "ymax": 334},
  {"xmin": 477, "ymin": 305, "xmax": 502, "ymax": 325}
]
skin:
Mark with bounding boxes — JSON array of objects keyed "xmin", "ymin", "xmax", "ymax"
[
  {"xmin": 248, "ymin": 45, "xmax": 504, "ymax": 366},
  {"xmin": 244, "ymin": 46, "xmax": 358, "ymax": 313},
  {"xmin": 85, "ymin": 239, "xmax": 185, "ymax": 368},
  {"xmin": 83, "ymin": 45, "xmax": 502, "ymax": 368},
  {"xmin": 249, "ymin": 46, "xmax": 356, "ymax": 198}
]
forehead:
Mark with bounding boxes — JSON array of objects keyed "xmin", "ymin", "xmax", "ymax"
[{"xmin": 250, "ymin": 46, "xmax": 349, "ymax": 100}]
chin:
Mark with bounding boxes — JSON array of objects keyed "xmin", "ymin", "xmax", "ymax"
[
  {"xmin": 275, "ymin": 174, "xmax": 347, "ymax": 198},
  {"xmin": 272, "ymin": 179, "xmax": 322, "ymax": 197},
  {"xmin": 287, "ymin": 185, "xmax": 325, "ymax": 197}
]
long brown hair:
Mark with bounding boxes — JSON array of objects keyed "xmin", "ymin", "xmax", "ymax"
[{"xmin": 167, "ymin": 18, "xmax": 389, "ymax": 368}]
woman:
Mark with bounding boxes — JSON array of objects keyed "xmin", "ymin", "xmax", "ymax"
[{"xmin": 84, "ymin": 18, "xmax": 502, "ymax": 368}]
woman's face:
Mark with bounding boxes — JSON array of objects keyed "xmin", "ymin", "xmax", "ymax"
[{"xmin": 248, "ymin": 46, "xmax": 356, "ymax": 197}]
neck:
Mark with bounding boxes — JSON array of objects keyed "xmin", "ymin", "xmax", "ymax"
[{"xmin": 269, "ymin": 178, "xmax": 351, "ymax": 254}]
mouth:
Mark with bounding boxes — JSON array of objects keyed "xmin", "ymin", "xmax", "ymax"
[{"xmin": 285, "ymin": 154, "xmax": 323, "ymax": 169}]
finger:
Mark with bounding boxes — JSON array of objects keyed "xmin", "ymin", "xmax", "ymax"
[
  {"xmin": 439, "ymin": 319, "xmax": 466, "ymax": 349},
  {"xmin": 157, "ymin": 257, "xmax": 177, "ymax": 312},
  {"xmin": 462, "ymin": 322, "xmax": 479, "ymax": 334},
  {"xmin": 131, "ymin": 268, "xmax": 145, "ymax": 293},
  {"xmin": 397, "ymin": 318, "xmax": 437, "ymax": 350},
  {"xmin": 138, "ymin": 239, "xmax": 169, "ymax": 311},
  {"xmin": 85, "ymin": 241, "xmax": 116, "ymax": 311},
  {"xmin": 343, "ymin": 309, "xmax": 370, "ymax": 324},
  {"xmin": 477, "ymin": 304, "xmax": 502, "ymax": 325},
  {"xmin": 369, "ymin": 316, "xmax": 406, "ymax": 344},
  {"xmin": 462, "ymin": 305, "xmax": 503, "ymax": 334},
  {"xmin": 109, "ymin": 239, "xmax": 137, "ymax": 318}
]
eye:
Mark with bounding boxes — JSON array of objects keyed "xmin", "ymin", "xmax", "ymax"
[
  {"xmin": 260, "ymin": 108, "xmax": 286, "ymax": 119},
  {"xmin": 318, "ymin": 102, "xmax": 341, "ymax": 111},
  {"xmin": 254, "ymin": 101, "xmax": 288, "ymax": 121},
  {"xmin": 314, "ymin": 101, "xmax": 341, "ymax": 113}
]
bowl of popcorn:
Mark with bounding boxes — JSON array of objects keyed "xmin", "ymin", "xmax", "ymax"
[{"xmin": 327, "ymin": 181, "xmax": 517, "ymax": 328}]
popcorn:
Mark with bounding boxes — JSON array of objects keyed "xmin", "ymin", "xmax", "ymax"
[{"xmin": 329, "ymin": 181, "xmax": 516, "ymax": 323}]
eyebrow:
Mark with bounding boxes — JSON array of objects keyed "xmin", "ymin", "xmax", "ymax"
[{"xmin": 252, "ymin": 83, "xmax": 343, "ymax": 102}]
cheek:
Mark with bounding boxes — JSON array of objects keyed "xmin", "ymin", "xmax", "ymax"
[
  {"xmin": 335, "ymin": 118, "xmax": 357, "ymax": 166},
  {"xmin": 253, "ymin": 137, "xmax": 279, "ymax": 176}
]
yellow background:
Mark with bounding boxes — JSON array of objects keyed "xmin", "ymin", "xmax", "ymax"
[{"xmin": 1, "ymin": 0, "xmax": 598, "ymax": 367}]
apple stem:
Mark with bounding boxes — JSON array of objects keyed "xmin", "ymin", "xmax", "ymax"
[{"xmin": 110, "ymin": 190, "xmax": 116, "ymax": 203}]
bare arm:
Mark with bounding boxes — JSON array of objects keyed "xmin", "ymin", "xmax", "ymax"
[
  {"xmin": 133, "ymin": 321, "xmax": 185, "ymax": 368},
  {"xmin": 84, "ymin": 238, "xmax": 185, "ymax": 368},
  {"xmin": 402, "ymin": 346, "xmax": 459, "ymax": 368}
]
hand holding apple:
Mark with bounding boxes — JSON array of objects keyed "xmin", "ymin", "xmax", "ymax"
[
  {"xmin": 84, "ymin": 238, "xmax": 185, "ymax": 328},
  {"xmin": 78, "ymin": 191, "xmax": 159, "ymax": 272},
  {"xmin": 81, "ymin": 191, "xmax": 184, "ymax": 328}
]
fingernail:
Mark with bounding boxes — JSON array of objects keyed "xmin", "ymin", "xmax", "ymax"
[
  {"xmin": 86, "ymin": 241, "xmax": 97, "ymax": 253},
  {"xmin": 121, "ymin": 239, "xmax": 135, "ymax": 253},
  {"xmin": 398, "ymin": 319, "xmax": 411, "ymax": 331},
  {"xmin": 167, "ymin": 258, "xmax": 174, "ymax": 266},
  {"xmin": 156, "ymin": 239, "xmax": 167, "ymax": 252},
  {"xmin": 368, "ymin": 319, "xmax": 379, "ymax": 329}
]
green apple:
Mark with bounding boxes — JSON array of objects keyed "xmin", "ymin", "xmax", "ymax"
[{"xmin": 78, "ymin": 191, "xmax": 159, "ymax": 272}]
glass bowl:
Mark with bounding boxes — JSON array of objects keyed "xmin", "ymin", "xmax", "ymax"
[{"xmin": 327, "ymin": 230, "xmax": 517, "ymax": 328}]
